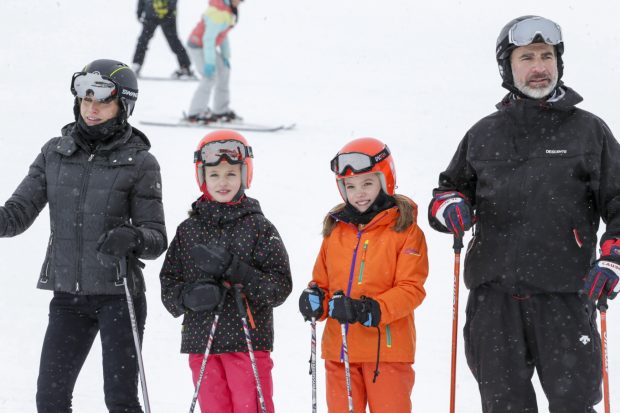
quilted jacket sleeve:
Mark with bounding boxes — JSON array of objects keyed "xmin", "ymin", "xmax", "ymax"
[
  {"xmin": 0, "ymin": 141, "xmax": 50, "ymax": 237},
  {"xmin": 240, "ymin": 218, "xmax": 292, "ymax": 309},
  {"xmin": 131, "ymin": 153, "xmax": 167, "ymax": 259}
]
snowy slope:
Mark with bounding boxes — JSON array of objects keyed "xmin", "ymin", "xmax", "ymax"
[{"xmin": 0, "ymin": 0, "xmax": 619, "ymax": 411}]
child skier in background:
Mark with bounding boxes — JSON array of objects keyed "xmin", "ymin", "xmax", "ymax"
[
  {"xmin": 185, "ymin": 0, "xmax": 243, "ymax": 123},
  {"xmin": 160, "ymin": 129, "xmax": 292, "ymax": 413},
  {"xmin": 299, "ymin": 137, "xmax": 429, "ymax": 413}
]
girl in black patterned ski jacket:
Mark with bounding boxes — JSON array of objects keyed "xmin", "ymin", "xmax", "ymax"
[{"xmin": 160, "ymin": 130, "xmax": 292, "ymax": 413}]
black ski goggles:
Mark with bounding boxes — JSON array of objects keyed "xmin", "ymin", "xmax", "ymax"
[
  {"xmin": 330, "ymin": 146, "xmax": 390, "ymax": 175},
  {"xmin": 508, "ymin": 17, "xmax": 563, "ymax": 47},
  {"xmin": 71, "ymin": 72, "xmax": 119, "ymax": 103},
  {"xmin": 194, "ymin": 140, "xmax": 253, "ymax": 166}
]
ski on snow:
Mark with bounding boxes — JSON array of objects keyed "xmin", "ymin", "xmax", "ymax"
[
  {"xmin": 138, "ymin": 76, "xmax": 198, "ymax": 82},
  {"xmin": 139, "ymin": 119, "xmax": 296, "ymax": 133}
]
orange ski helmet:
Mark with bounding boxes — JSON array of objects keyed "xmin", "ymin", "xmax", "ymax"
[
  {"xmin": 330, "ymin": 137, "xmax": 396, "ymax": 200},
  {"xmin": 194, "ymin": 130, "xmax": 254, "ymax": 196}
]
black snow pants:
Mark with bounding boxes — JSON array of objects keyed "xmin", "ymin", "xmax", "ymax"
[
  {"xmin": 36, "ymin": 291, "xmax": 147, "ymax": 413},
  {"xmin": 464, "ymin": 285, "xmax": 602, "ymax": 413},
  {"xmin": 132, "ymin": 15, "xmax": 191, "ymax": 68}
]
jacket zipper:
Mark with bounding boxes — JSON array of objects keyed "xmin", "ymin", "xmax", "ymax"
[
  {"xmin": 345, "ymin": 231, "xmax": 363, "ymax": 297},
  {"xmin": 340, "ymin": 213, "xmax": 388, "ymax": 361},
  {"xmin": 74, "ymin": 152, "xmax": 96, "ymax": 292},
  {"xmin": 386, "ymin": 324, "xmax": 392, "ymax": 348},
  {"xmin": 40, "ymin": 231, "xmax": 54, "ymax": 283}
]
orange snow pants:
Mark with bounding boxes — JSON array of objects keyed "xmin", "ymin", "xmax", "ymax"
[{"xmin": 325, "ymin": 360, "xmax": 415, "ymax": 413}]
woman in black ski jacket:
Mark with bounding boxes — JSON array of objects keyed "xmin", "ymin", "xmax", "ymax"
[{"xmin": 0, "ymin": 59, "xmax": 167, "ymax": 412}]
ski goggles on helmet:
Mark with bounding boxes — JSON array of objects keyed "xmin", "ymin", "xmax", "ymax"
[
  {"xmin": 508, "ymin": 17, "xmax": 563, "ymax": 47},
  {"xmin": 194, "ymin": 139, "xmax": 253, "ymax": 166},
  {"xmin": 71, "ymin": 72, "xmax": 119, "ymax": 103},
  {"xmin": 330, "ymin": 146, "xmax": 391, "ymax": 175}
]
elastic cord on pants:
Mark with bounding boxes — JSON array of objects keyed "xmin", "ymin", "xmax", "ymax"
[{"xmin": 372, "ymin": 326, "xmax": 381, "ymax": 383}]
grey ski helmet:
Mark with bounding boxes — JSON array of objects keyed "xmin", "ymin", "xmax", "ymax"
[
  {"xmin": 70, "ymin": 59, "xmax": 139, "ymax": 120},
  {"xmin": 496, "ymin": 16, "xmax": 564, "ymax": 90}
]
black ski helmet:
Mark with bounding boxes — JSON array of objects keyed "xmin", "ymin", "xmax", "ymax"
[
  {"xmin": 496, "ymin": 16, "xmax": 564, "ymax": 90},
  {"xmin": 70, "ymin": 59, "xmax": 139, "ymax": 120}
]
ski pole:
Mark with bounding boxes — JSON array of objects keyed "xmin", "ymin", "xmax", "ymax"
[
  {"xmin": 598, "ymin": 295, "xmax": 611, "ymax": 413},
  {"xmin": 118, "ymin": 257, "xmax": 151, "ymax": 413},
  {"xmin": 189, "ymin": 285, "xmax": 229, "ymax": 413},
  {"xmin": 450, "ymin": 235, "xmax": 464, "ymax": 413},
  {"xmin": 233, "ymin": 285, "xmax": 268, "ymax": 413},
  {"xmin": 331, "ymin": 291, "xmax": 354, "ymax": 413},
  {"xmin": 340, "ymin": 322, "xmax": 354, "ymax": 413},
  {"xmin": 310, "ymin": 316, "xmax": 317, "ymax": 413}
]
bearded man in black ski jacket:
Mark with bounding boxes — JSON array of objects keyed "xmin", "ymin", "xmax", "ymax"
[
  {"xmin": 429, "ymin": 16, "xmax": 620, "ymax": 413},
  {"xmin": 0, "ymin": 59, "xmax": 166, "ymax": 413}
]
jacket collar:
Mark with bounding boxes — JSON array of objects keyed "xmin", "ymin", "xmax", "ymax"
[
  {"xmin": 191, "ymin": 196, "xmax": 264, "ymax": 227},
  {"xmin": 495, "ymin": 85, "xmax": 583, "ymax": 113},
  {"xmin": 54, "ymin": 122, "xmax": 150, "ymax": 157}
]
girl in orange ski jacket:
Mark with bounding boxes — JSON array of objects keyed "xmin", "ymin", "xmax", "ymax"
[{"xmin": 299, "ymin": 137, "xmax": 429, "ymax": 413}]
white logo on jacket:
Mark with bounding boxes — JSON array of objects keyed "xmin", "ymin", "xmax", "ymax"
[{"xmin": 579, "ymin": 335, "xmax": 591, "ymax": 345}]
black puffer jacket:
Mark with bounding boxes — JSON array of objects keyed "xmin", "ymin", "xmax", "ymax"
[
  {"xmin": 160, "ymin": 197, "xmax": 292, "ymax": 354},
  {"xmin": 429, "ymin": 86, "xmax": 620, "ymax": 294},
  {"xmin": 0, "ymin": 122, "xmax": 167, "ymax": 295}
]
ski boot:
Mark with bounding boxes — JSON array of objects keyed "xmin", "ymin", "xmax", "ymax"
[
  {"xmin": 212, "ymin": 110, "xmax": 243, "ymax": 123},
  {"xmin": 172, "ymin": 67, "xmax": 196, "ymax": 80},
  {"xmin": 186, "ymin": 111, "xmax": 218, "ymax": 124},
  {"xmin": 132, "ymin": 63, "xmax": 142, "ymax": 77}
]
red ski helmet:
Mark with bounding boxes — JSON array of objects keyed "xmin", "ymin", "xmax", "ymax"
[
  {"xmin": 194, "ymin": 130, "xmax": 254, "ymax": 196},
  {"xmin": 330, "ymin": 137, "xmax": 396, "ymax": 200}
]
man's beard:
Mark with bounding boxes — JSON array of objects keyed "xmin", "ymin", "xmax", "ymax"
[{"xmin": 514, "ymin": 71, "xmax": 558, "ymax": 99}]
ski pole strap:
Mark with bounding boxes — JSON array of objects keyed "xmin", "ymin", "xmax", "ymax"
[
  {"xmin": 598, "ymin": 295, "xmax": 609, "ymax": 312},
  {"xmin": 241, "ymin": 295, "xmax": 256, "ymax": 329},
  {"xmin": 372, "ymin": 326, "xmax": 381, "ymax": 383}
]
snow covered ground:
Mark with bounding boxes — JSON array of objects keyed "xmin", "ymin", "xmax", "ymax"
[{"xmin": 1, "ymin": 0, "xmax": 619, "ymax": 411}]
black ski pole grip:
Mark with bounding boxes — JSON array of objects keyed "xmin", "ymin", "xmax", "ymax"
[
  {"xmin": 453, "ymin": 235, "xmax": 464, "ymax": 254},
  {"xmin": 598, "ymin": 294, "xmax": 609, "ymax": 312},
  {"xmin": 214, "ymin": 286, "xmax": 229, "ymax": 315},
  {"xmin": 233, "ymin": 285, "xmax": 246, "ymax": 318},
  {"xmin": 117, "ymin": 256, "xmax": 128, "ymax": 279}
]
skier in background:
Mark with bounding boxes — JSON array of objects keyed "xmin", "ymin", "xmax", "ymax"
[
  {"xmin": 429, "ymin": 15, "xmax": 620, "ymax": 412},
  {"xmin": 160, "ymin": 130, "xmax": 292, "ymax": 412},
  {"xmin": 299, "ymin": 137, "xmax": 429, "ymax": 413},
  {"xmin": 133, "ymin": 0, "xmax": 194, "ymax": 79},
  {"xmin": 185, "ymin": 0, "xmax": 243, "ymax": 123},
  {"xmin": 0, "ymin": 59, "xmax": 167, "ymax": 412}
]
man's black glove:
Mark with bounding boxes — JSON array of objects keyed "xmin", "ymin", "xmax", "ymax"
[
  {"xmin": 328, "ymin": 292, "xmax": 381, "ymax": 327},
  {"xmin": 181, "ymin": 281, "xmax": 223, "ymax": 312},
  {"xmin": 190, "ymin": 243, "xmax": 253, "ymax": 285},
  {"xmin": 97, "ymin": 225, "xmax": 143, "ymax": 258},
  {"xmin": 299, "ymin": 285, "xmax": 325, "ymax": 321}
]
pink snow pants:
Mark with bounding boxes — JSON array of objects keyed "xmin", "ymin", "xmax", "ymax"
[{"xmin": 189, "ymin": 351, "xmax": 274, "ymax": 413}]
